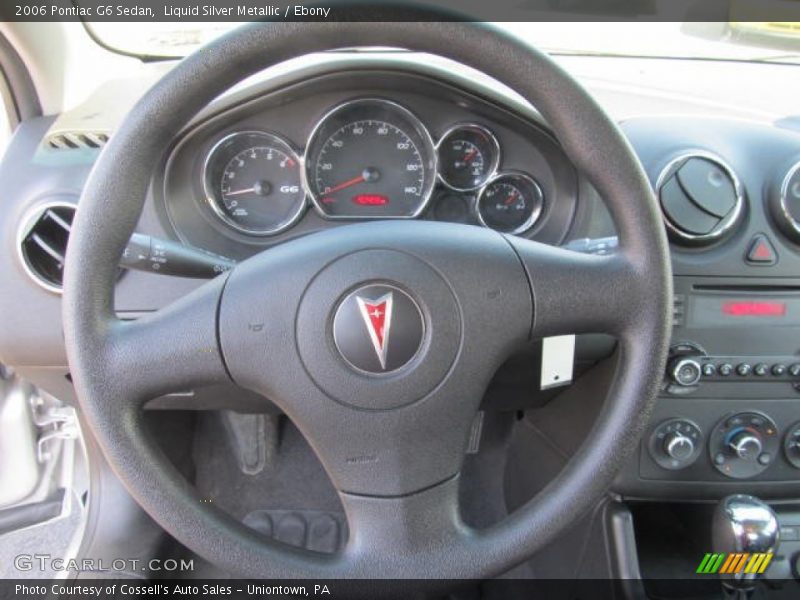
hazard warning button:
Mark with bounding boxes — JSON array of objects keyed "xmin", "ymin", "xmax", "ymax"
[{"xmin": 746, "ymin": 234, "xmax": 778, "ymax": 265}]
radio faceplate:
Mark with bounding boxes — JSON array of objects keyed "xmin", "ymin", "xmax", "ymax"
[{"xmin": 666, "ymin": 276, "xmax": 800, "ymax": 400}]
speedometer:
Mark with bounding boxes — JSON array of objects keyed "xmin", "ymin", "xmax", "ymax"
[{"xmin": 304, "ymin": 99, "xmax": 437, "ymax": 219}]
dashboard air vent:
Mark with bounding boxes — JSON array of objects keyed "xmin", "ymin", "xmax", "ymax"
[
  {"xmin": 657, "ymin": 152, "xmax": 744, "ymax": 246},
  {"xmin": 18, "ymin": 202, "xmax": 76, "ymax": 293},
  {"xmin": 771, "ymin": 159, "xmax": 800, "ymax": 244},
  {"xmin": 45, "ymin": 131, "xmax": 109, "ymax": 150}
]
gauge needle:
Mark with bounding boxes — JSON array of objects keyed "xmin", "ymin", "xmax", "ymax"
[
  {"xmin": 504, "ymin": 191, "xmax": 519, "ymax": 205},
  {"xmin": 325, "ymin": 174, "xmax": 366, "ymax": 195},
  {"xmin": 224, "ymin": 187, "xmax": 258, "ymax": 197},
  {"xmin": 463, "ymin": 148, "xmax": 479, "ymax": 164}
]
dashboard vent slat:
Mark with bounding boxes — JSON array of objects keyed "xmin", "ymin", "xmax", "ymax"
[
  {"xmin": 18, "ymin": 202, "xmax": 77, "ymax": 293},
  {"xmin": 43, "ymin": 208, "xmax": 72, "ymax": 233},
  {"xmin": 45, "ymin": 131, "xmax": 109, "ymax": 151},
  {"xmin": 30, "ymin": 232, "xmax": 66, "ymax": 264}
]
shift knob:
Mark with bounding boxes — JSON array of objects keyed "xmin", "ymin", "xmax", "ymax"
[{"xmin": 712, "ymin": 495, "xmax": 779, "ymax": 597}]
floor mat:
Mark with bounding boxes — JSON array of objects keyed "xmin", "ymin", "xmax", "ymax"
[
  {"xmin": 191, "ymin": 413, "xmax": 344, "ymax": 522},
  {"xmin": 0, "ymin": 492, "xmax": 84, "ymax": 578}
]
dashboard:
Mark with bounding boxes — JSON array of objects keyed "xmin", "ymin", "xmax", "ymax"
[
  {"xmin": 2, "ymin": 52, "xmax": 800, "ymax": 500},
  {"xmin": 159, "ymin": 69, "xmax": 577, "ymax": 261},
  {"xmin": 200, "ymin": 98, "xmax": 542, "ymax": 235}
]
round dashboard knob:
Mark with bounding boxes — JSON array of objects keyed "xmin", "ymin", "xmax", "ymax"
[
  {"xmin": 649, "ymin": 418, "xmax": 702, "ymax": 470},
  {"xmin": 729, "ymin": 430, "xmax": 763, "ymax": 460},
  {"xmin": 664, "ymin": 432, "xmax": 695, "ymax": 461},
  {"xmin": 670, "ymin": 358, "xmax": 702, "ymax": 387}
]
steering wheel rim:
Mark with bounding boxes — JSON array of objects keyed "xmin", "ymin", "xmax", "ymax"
[{"xmin": 63, "ymin": 21, "xmax": 671, "ymax": 582}]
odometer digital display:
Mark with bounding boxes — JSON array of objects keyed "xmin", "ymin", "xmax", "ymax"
[{"xmin": 305, "ymin": 99, "xmax": 437, "ymax": 219}]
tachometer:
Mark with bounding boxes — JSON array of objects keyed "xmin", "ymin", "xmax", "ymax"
[
  {"xmin": 203, "ymin": 131, "xmax": 306, "ymax": 235},
  {"xmin": 305, "ymin": 99, "xmax": 437, "ymax": 219}
]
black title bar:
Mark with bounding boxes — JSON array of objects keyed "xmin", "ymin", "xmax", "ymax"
[{"xmin": 2, "ymin": 0, "xmax": 800, "ymax": 22}]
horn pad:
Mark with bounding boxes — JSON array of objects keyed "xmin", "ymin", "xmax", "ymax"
[{"xmin": 296, "ymin": 249, "xmax": 461, "ymax": 411}]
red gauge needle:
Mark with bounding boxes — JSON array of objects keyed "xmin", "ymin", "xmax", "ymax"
[
  {"xmin": 325, "ymin": 174, "xmax": 366, "ymax": 195},
  {"xmin": 224, "ymin": 187, "xmax": 258, "ymax": 197},
  {"xmin": 504, "ymin": 191, "xmax": 519, "ymax": 205},
  {"xmin": 463, "ymin": 148, "xmax": 479, "ymax": 164}
]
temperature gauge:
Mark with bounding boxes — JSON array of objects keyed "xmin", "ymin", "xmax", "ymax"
[
  {"xmin": 477, "ymin": 173, "xmax": 544, "ymax": 234},
  {"xmin": 437, "ymin": 124, "xmax": 500, "ymax": 191}
]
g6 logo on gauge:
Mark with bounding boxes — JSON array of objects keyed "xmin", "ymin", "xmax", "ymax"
[{"xmin": 304, "ymin": 99, "xmax": 438, "ymax": 219}]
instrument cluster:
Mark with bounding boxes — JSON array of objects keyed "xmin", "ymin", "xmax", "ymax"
[{"xmin": 202, "ymin": 97, "xmax": 547, "ymax": 237}]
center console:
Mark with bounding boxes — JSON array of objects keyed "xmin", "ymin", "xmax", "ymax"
[
  {"xmin": 641, "ymin": 276, "xmax": 800, "ymax": 486},
  {"xmin": 612, "ymin": 123, "xmax": 800, "ymax": 501}
]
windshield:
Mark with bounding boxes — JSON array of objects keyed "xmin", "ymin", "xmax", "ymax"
[{"xmin": 88, "ymin": 21, "xmax": 800, "ymax": 63}]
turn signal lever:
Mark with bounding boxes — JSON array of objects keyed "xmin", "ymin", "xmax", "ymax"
[
  {"xmin": 121, "ymin": 233, "xmax": 236, "ymax": 279},
  {"xmin": 712, "ymin": 494, "xmax": 780, "ymax": 600}
]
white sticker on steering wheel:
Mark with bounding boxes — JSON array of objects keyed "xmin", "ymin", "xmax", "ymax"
[{"xmin": 540, "ymin": 335, "xmax": 575, "ymax": 390}]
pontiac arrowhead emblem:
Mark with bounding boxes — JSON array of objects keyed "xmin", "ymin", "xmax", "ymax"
[
  {"xmin": 333, "ymin": 284, "xmax": 424, "ymax": 374},
  {"xmin": 355, "ymin": 292, "xmax": 393, "ymax": 370}
]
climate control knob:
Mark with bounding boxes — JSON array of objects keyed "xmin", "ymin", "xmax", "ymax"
[
  {"xmin": 664, "ymin": 432, "xmax": 695, "ymax": 461},
  {"xmin": 729, "ymin": 430, "xmax": 763, "ymax": 460},
  {"xmin": 710, "ymin": 412, "xmax": 779, "ymax": 479},
  {"xmin": 784, "ymin": 422, "xmax": 800, "ymax": 469},
  {"xmin": 649, "ymin": 418, "xmax": 703, "ymax": 470}
]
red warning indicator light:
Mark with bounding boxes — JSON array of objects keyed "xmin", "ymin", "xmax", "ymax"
[
  {"xmin": 353, "ymin": 194, "xmax": 389, "ymax": 206},
  {"xmin": 722, "ymin": 301, "xmax": 786, "ymax": 317},
  {"xmin": 752, "ymin": 242, "xmax": 771, "ymax": 260}
]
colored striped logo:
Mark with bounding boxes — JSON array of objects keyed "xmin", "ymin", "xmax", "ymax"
[{"xmin": 696, "ymin": 552, "xmax": 773, "ymax": 574}]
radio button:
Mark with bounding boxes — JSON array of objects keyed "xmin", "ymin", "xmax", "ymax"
[
  {"xmin": 772, "ymin": 364, "xmax": 787, "ymax": 377},
  {"xmin": 670, "ymin": 358, "xmax": 702, "ymax": 386},
  {"xmin": 719, "ymin": 363, "xmax": 734, "ymax": 376},
  {"xmin": 789, "ymin": 364, "xmax": 800, "ymax": 378},
  {"xmin": 702, "ymin": 363, "xmax": 716, "ymax": 377},
  {"xmin": 754, "ymin": 363, "xmax": 769, "ymax": 376},
  {"xmin": 736, "ymin": 363, "xmax": 752, "ymax": 376}
]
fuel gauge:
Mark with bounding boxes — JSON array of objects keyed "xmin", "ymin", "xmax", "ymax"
[
  {"xmin": 437, "ymin": 124, "xmax": 500, "ymax": 191},
  {"xmin": 477, "ymin": 173, "xmax": 544, "ymax": 235}
]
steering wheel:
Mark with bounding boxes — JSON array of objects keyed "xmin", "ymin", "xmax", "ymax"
[{"xmin": 63, "ymin": 21, "xmax": 671, "ymax": 582}]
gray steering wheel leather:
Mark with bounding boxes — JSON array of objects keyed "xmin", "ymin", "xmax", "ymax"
[{"xmin": 63, "ymin": 21, "xmax": 672, "ymax": 583}]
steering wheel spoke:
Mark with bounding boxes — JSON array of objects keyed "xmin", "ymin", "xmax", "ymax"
[
  {"xmin": 339, "ymin": 477, "xmax": 468, "ymax": 574},
  {"xmin": 105, "ymin": 274, "xmax": 230, "ymax": 406},
  {"xmin": 507, "ymin": 237, "xmax": 642, "ymax": 338}
]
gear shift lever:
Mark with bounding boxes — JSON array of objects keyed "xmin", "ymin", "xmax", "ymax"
[{"xmin": 712, "ymin": 495, "xmax": 780, "ymax": 599}]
